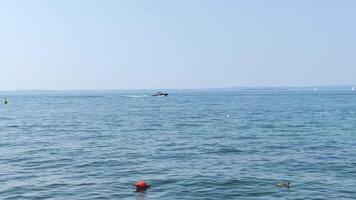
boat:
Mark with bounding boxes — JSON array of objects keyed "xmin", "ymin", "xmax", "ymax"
[
  {"xmin": 352, "ymin": 86, "xmax": 355, "ymax": 91},
  {"xmin": 152, "ymin": 92, "xmax": 168, "ymax": 96}
]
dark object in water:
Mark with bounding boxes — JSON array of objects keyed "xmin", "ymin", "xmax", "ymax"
[
  {"xmin": 134, "ymin": 181, "xmax": 151, "ymax": 192},
  {"xmin": 152, "ymin": 92, "xmax": 168, "ymax": 96},
  {"xmin": 3, "ymin": 97, "xmax": 7, "ymax": 104},
  {"xmin": 276, "ymin": 182, "xmax": 290, "ymax": 188}
]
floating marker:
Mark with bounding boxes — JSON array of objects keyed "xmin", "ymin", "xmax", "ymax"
[{"xmin": 134, "ymin": 181, "xmax": 151, "ymax": 192}]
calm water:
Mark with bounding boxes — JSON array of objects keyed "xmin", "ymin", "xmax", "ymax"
[{"xmin": 0, "ymin": 91, "xmax": 356, "ymax": 199}]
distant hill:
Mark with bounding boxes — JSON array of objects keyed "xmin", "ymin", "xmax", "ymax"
[{"xmin": 226, "ymin": 85, "xmax": 355, "ymax": 91}]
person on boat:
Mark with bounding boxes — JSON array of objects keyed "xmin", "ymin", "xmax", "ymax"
[{"xmin": 3, "ymin": 97, "xmax": 7, "ymax": 104}]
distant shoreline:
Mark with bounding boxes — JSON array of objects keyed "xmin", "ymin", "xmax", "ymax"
[{"xmin": 0, "ymin": 85, "xmax": 355, "ymax": 92}]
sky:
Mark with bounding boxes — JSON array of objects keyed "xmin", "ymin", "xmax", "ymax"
[{"xmin": 0, "ymin": 0, "xmax": 355, "ymax": 90}]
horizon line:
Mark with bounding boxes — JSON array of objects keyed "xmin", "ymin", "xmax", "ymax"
[{"xmin": 0, "ymin": 84, "xmax": 355, "ymax": 92}]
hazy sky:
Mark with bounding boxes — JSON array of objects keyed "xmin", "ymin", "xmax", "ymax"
[{"xmin": 0, "ymin": 0, "xmax": 355, "ymax": 90}]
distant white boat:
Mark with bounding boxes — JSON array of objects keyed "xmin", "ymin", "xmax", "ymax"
[
  {"xmin": 314, "ymin": 88, "xmax": 318, "ymax": 92},
  {"xmin": 352, "ymin": 86, "xmax": 355, "ymax": 91}
]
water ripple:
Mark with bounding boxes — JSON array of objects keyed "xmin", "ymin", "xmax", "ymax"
[{"xmin": 0, "ymin": 91, "xmax": 356, "ymax": 199}]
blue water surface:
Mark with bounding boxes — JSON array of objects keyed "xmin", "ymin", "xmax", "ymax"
[{"xmin": 0, "ymin": 90, "xmax": 355, "ymax": 199}]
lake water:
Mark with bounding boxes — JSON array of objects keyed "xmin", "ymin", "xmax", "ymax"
[{"xmin": 0, "ymin": 90, "xmax": 355, "ymax": 199}]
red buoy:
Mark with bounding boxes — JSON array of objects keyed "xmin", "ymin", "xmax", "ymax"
[{"xmin": 133, "ymin": 181, "xmax": 151, "ymax": 192}]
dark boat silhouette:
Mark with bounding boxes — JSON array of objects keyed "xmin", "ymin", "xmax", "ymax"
[{"xmin": 152, "ymin": 92, "xmax": 168, "ymax": 96}]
